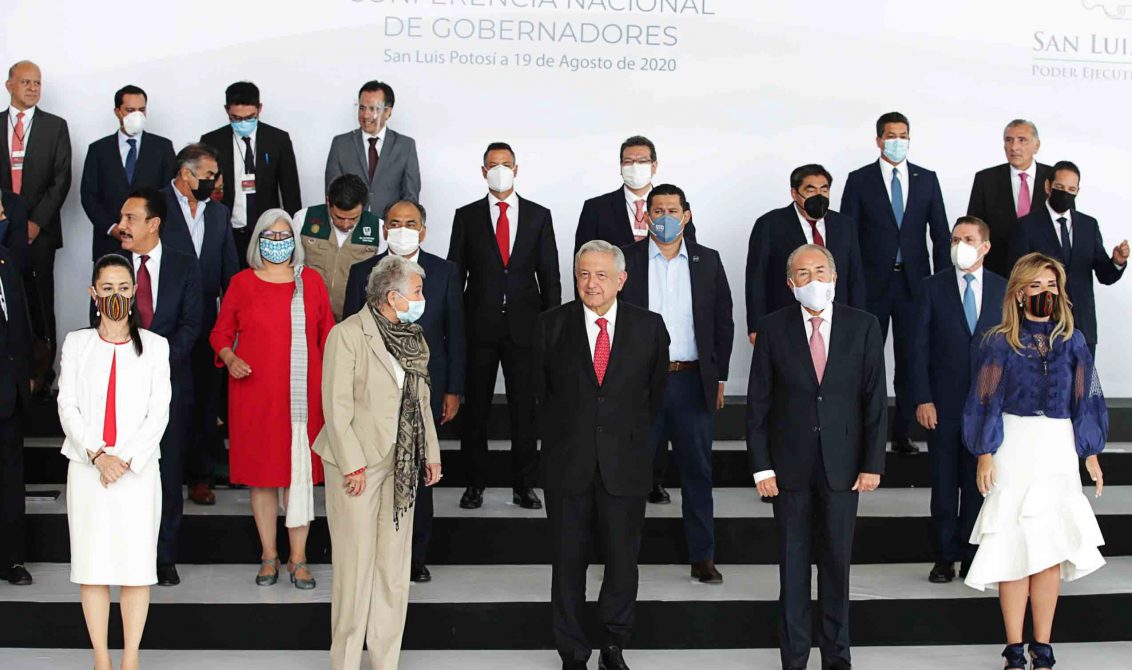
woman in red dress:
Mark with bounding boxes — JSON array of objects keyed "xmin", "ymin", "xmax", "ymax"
[{"xmin": 211, "ymin": 209, "xmax": 334, "ymax": 589}]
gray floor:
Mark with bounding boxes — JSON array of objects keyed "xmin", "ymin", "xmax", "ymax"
[{"xmin": 3, "ymin": 644, "xmax": 1130, "ymax": 669}]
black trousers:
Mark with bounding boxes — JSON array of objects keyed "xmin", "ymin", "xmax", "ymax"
[
  {"xmin": 774, "ymin": 453, "xmax": 859, "ymax": 670},
  {"xmin": 25, "ymin": 238, "xmax": 57, "ymax": 379},
  {"xmin": 157, "ymin": 393, "xmax": 190, "ymax": 566},
  {"xmin": 461, "ymin": 335, "xmax": 538, "ymax": 489},
  {"xmin": 187, "ymin": 339, "xmax": 225, "ymax": 486},
  {"xmin": 233, "ymin": 226, "xmax": 253, "ymax": 270},
  {"xmin": 0, "ymin": 414, "xmax": 24, "ymax": 566},
  {"xmin": 410, "ymin": 395, "xmax": 443, "ymax": 567},
  {"xmin": 546, "ymin": 474, "xmax": 646, "ymax": 663},
  {"xmin": 867, "ymin": 271, "xmax": 916, "ymax": 443},
  {"xmin": 928, "ymin": 418, "xmax": 982, "ymax": 564}
]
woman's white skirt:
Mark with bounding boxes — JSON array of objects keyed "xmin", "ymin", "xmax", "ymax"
[
  {"xmin": 964, "ymin": 414, "xmax": 1105, "ymax": 591},
  {"xmin": 66, "ymin": 459, "xmax": 161, "ymax": 586}
]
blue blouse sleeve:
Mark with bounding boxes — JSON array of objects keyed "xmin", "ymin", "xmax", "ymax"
[
  {"xmin": 1070, "ymin": 333, "xmax": 1107, "ymax": 457},
  {"xmin": 963, "ymin": 335, "xmax": 1009, "ymax": 456}
]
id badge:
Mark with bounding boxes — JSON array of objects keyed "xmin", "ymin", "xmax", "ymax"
[
  {"xmin": 241, "ymin": 175, "xmax": 256, "ymax": 194},
  {"xmin": 10, "ymin": 150, "xmax": 24, "ymax": 170}
]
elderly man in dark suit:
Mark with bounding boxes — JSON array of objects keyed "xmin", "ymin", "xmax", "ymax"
[
  {"xmin": 747, "ymin": 243, "xmax": 887, "ymax": 670},
  {"xmin": 0, "ymin": 244, "xmax": 32, "ymax": 585},
  {"xmin": 535, "ymin": 239, "xmax": 669, "ymax": 670},
  {"xmin": 342, "ymin": 199, "xmax": 465, "ymax": 583}
]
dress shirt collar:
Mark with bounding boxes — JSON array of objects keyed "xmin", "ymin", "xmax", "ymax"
[
  {"xmin": 233, "ymin": 126, "xmax": 258, "ymax": 144},
  {"xmin": 1010, "ymin": 162, "xmax": 1037, "ymax": 183},
  {"xmin": 488, "ymin": 190, "xmax": 519, "ymax": 211},
  {"xmin": 362, "ymin": 124, "xmax": 387, "ymax": 144},
  {"xmin": 1046, "ymin": 200, "xmax": 1072, "ymax": 227},
  {"xmin": 583, "ymin": 299, "xmax": 618, "ymax": 329},
  {"xmin": 878, "ymin": 157, "xmax": 907, "ymax": 179},
  {"xmin": 8, "ymin": 105, "xmax": 35, "ymax": 122},
  {"xmin": 136, "ymin": 240, "xmax": 163, "ymax": 265},
  {"xmin": 794, "ymin": 204, "xmax": 824, "ymax": 229},
  {"xmin": 118, "ymin": 128, "xmax": 143, "ymax": 145},
  {"xmin": 956, "ymin": 265, "xmax": 983, "ymax": 285},
  {"xmin": 800, "ymin": 303, "xmax": 832, "ymax": 326},
  {"xmin": 624, "ymin": 184, "xmax": 651, "ymax": 205},
  {"xmin": 171, "ymin": 178, "xmax": 207, "ymax": 213},
  {"xmin": 647, "ymin": 236, "xmax": 688, "ymax": 261}
]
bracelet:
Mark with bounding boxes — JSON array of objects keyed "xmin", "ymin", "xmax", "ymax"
[{"xmin": 91, "ymin": 451, "xmax": 105, "ymax": 464}]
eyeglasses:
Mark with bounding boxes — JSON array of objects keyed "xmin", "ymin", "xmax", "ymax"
[
  {"xmin": 260, "ymin": 231, "xmax": 294, "ymax": 241},
  {"xmin": 620, "ymin": 159, "xmax": 653, "ymax": 167},
  {"xmin": 357, "ymin": 104, "xmax": 386, "ymax": 116}
]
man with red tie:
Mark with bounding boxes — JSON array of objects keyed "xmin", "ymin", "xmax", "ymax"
[{"xmin": 447, "ymin": 142, "xmax": 561, "ymax": 511}]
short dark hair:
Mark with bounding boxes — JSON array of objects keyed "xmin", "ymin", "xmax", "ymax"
[
  {"xmin": 790, "ymin": 164, "xmax": 833, "ymax": 191},
  {"xmin": 1049, "ymin": 160, "xmax": 1081, "ymax": 182},
  {"xmin": 174, "ymin": 143, "xmax": 221, "ymax": 175},
  {"xmin": 483, "ymin": 142, "xmax": 516, "ymax": 164},
  {"xmin": 382, "ymin": 199, "xmax": 428, "ymax": 226},
  {"xmin": 875, "ymin": 111, "xmax": 910, "ymax": 137},
  {"xmin": 358, "ymin": 80, "xmax": 395, "ymax": 107},
  {"xmin": 114, "ymin": 85, "xmax": 147, "ymax": 108},
  {"xmin": 620, "ymin": 135, "xmax": 657, "ymax": 162},
  {"xmin": 646, "ymin": 183, "xmax": 689, "ymax": 211},
  {"xmin": 953, "ymin": 216, "xmax": 990, "ymax": 243},
  {"xmin": 326, "ymin": 174, "xmax": 369, "ymax": 211},
  {"xmin": 125, "ymin": 186, "xmax": 167, "ymax": 224},
  {"xmin": 225, "ymin": 81, "xmax": 260, "ymax": 107}
]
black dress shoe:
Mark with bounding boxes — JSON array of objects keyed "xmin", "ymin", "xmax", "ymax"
[
  {"xmin": 891, "ymin": 438, "xmax": 919, "ymax": 454},
  {"xmin": 1, "ymin": 564, "xmax": 32, "ymax": 585},
  {"xmin": 823, "ymin": 662, "xmax": 852, "ymax": 670},
  {"xmin": 691, "ymin": 560, "xmax": 724, "ymax": 584},
  {"xmin": 410, "ymin": 563, "xmax": 432, "ymax": 583},
  {"xmin": 157, "ymin": 564, "xmax": 180, "ymax": 586},
  {"xmin": 929, "ymin": 561, "xmax": 956, "ymax": 583},
  {"xmin": 599, "ymin": 645, "xmax": 630, "ymax": 670},
  {"xmin": 513, "ymin": 487, "xmax": 542, "ymax": 509},
  {"xmin": 459, "ymin": 486, "xmax": 484, "ymax": 509},
  {"xmin": 647, "ymin": 483, "xmax": 671, "ymax": 504}
]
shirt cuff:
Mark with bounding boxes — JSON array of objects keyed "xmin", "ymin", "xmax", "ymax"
[
  {"xmin": 1115, "ymin": 260, "xmax": 1126, "ymax": 271},
  {"xmin": 753, "ymin": 469, "xmax": 776, "ymax": 484}
]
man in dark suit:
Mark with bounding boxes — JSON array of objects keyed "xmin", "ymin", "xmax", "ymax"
[
  {"xmin": 201, "ymin": 81, "xmax": 302, "ymax": 267},
  {"xmin": 911, "ymin": 217, "xmax": 1006, "ymax": 584},
  {"xmin": 343, "ymin": 199, "xmax": 465, "ymax": 583},
  {"xmin": 747, "ymin": 243, "xmax": 887, "ymax": 670},
  {"xmin": 80, "ymin": 84, "xmax": 176, "ymax": 261},
  {"xmin": 161, "ymin": 143, "xmax": 240, "ymax": 506},
  {"xmin": 535, "ymin": 239, "xmax": 669, "ymax": 670},
  {"xmin": 0, "ymin": 245, "xmax": 32, "ymax": 585},
  {"xmin": 620, "ymin": 183, "xmax": 732, "ymax": 583},
  {"xmin": 841, "ymin": 112, "xmax": 951, "ymax": 455},
  {"xmin": 116, "ymin": 187, "xmax": 202, "ymax": 586},
  {"xmin": 573, "ymin": 135, "xmax": 696, "ymax": 252},
  {"xmin": 746, "ymin": 164, "xmax": 865, "ymax": 345},
  {"xmin": 0, "ymin": 189, "xmax": 29, "ymax": 271},
  {"xmin": 967, "ymin": 119, "xmax": 1053, "ymax": 276},
  {"xmin": 448, "ymin": 141, "xmax": 561, "ymax": 511},
  {"xmin": 1007, "ymin": 160, "xmax": 1128, "ymax": 357},
  {"xmin": 2, "ymin": 61, "xmax": 72, "ymax": 393},
  {"xmin": 325, "ymin": 80, "xmax": 420, "ymax": 220}
]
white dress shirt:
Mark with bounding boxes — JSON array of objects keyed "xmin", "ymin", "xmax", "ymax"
[
  {"xmin": 956, "ymin": 265, "xmax": 984, "ymax": 318},
  {"xmin": 624, "ymin": 185, "xmax": 651, "ymax": 238},
  {"xmin": 118, "ymin": 129, "xmax": 143, "ymax": 164},
  {"xmin": 879, "ymin": 158, "xmax": 909, "ymax": 211},
  {"xmin": 133, "ymin": 242, "xmax": 163, "ymax": 313},
  {"xmin": 583, "ymin": 299, "xmax": 618, "ymax": 359},
  {"xmin": 231, "ymin": 128, "xmax": 257, "ymax": 230},
  {"xmin": 794, "ymin": 205, "xmax": 827, "ymax": 245},
  {"xmin": 1046, "ymin": 200, "xmax": 1072, "ymax": 242},
  {"xmin": 359, "ymin": 124, "xmax": 388, "ymax": 166},
  {"xmin": 172, "ymin": 179, "xmax": 207, "ymax": 257},
  {"xmin": 488, "ymin": 191, "xmax": 519, "ymax": 256},
  {"xmin": 753, "ymin": 304, "xmax": 833, "ymax": 485},
  {"xmin": 0, "ymin": 271, "xmax": 8, "ymax": 320},
  {"xmin": 1010, "ymin": 162, "xmax": 1037, "ymax": 214},
  {"xmin": 6, "ymin": 105, "xmax": 35, "ymax": 152}
]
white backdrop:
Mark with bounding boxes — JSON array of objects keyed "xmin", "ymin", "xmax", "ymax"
[{"xmin": 2, "ymin": 0, "xmax": 1131, "ymax": 394}]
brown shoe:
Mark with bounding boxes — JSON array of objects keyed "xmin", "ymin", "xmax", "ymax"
[
  {"xmin": 691, "ymin": 560, "xmax": 723, "ymax": 584},
  {"xmin": 188, "ymin": 483, "xmax": 216, "ymax": 506}
]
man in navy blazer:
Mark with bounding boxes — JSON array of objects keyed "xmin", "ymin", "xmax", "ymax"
[
  {"xmin": 343, "ymin": 199, "xmax": 465, "ymax": 583},
  {"xmin": 620, "ymin": 184, "xmax": 733, "ymax": 583},
  {"xmin": 117, "ymin": 187, "xmax": 202, "ymax": 587},
  {"xmin": 911, "ymin": 217, "xmax": 1005, "ymax": 583},
  {"xmin": 0, "ymin": 190, "xmax": 28, "ymax": 271},
  {"xmin": 80, "ymin": 85, "xmax": 175, "ymax": 261},
  {"xmin": 841, "ymin": 112, "xmax": 951, "ymax": 454},
  {"xmin": 746, "ymin": 164, "xmax": 865, "ymax": 343},
  {"xmin": 0, "ymin": 245, "xmax": 33, "ymax": 585},
  {"xmin": 160, "ymin": 143, "xmax": 240, "ymax": 507},
  {"xmin": 1007, "ymin": 160, "xmax": 1128, "ymax": 358}
]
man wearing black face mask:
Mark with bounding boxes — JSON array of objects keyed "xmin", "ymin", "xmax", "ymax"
[{"xmin": 1007, "ymin": 160, "xmax": 1128, "ymax": 357}]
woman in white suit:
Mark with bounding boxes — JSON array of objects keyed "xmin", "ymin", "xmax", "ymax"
[{"xmin": 58, "ymin": 254, "xmax": 171, "ymax": 670}]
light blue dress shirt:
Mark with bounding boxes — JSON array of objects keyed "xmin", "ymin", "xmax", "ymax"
[{"xmin": 648, "ymin": 238, "xmax": 698, "ymax": 362}]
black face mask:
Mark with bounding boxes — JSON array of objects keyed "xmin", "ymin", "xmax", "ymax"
[
  {"xmin": 191, "ymin": 177, "xmax": 216, "ymax": 202},
  {"xmin": 1048, "ymin": 188, "xmax": 1076, "ymax": 214},
  {"xmin": 802, "ymin": 194, "xmax": 830, "ymax": 220},
  {"xmin": 1026, "ymin": 290, "xmax": 1058, "ymax": 318}
]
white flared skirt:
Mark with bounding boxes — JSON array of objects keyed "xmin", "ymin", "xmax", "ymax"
[
  {"xmin": 964, "ymin": 414, "xmax": 1105, "ymax": 591},
  {"xmin": 66, "ymin": 459, "xmax": 162, "ymax": 586}
]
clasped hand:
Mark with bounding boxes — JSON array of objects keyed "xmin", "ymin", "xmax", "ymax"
[{"xmin": 95, "ymin": 454, "xmax": 129, "ymax": 487}]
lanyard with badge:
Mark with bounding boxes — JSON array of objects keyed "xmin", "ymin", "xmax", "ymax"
[
  {"xmin": 235, "ymin": 134, "xmax": 256, "ymax": 195},
  {"xmin": 9, "ymin": 114, "xmax": 30, "ymax": 172}
]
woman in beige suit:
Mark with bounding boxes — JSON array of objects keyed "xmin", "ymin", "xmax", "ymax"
[{"xmin": 314, "ymin": 254, "xmax": 441, "ymax": 670}]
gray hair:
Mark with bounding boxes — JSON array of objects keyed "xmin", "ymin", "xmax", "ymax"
[
  {"xmin": 246, "ymin": 208, "xmax": 305, "ymax": 269},
  {"xmin": 366, "ymin": 254, "xmax": 426, "ymax": 310},
  {"xmin": 574, "ymin": 239, "xmax": 626, "ymax": 273},
  {"xmin": 786, "ymin": 243, "xmax": 837, "ymax": 277},
  {"xmin": 1004, "ymin": 119, "xmax": 1039, "ymax": 141}
]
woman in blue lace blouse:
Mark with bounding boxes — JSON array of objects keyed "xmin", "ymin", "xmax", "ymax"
[{"xmin": 963, "ymin": 253, "xmax": 1105, "ymax": 670}]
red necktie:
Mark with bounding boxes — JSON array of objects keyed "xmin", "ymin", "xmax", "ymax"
[
  {"xmin": 1017, "ymin": 172, "xmax": 1031, "ymax": 218},
  {"xmin": 809, "ymin": 316, "xmax": 827, "ymax": 384},
  {"xmin": 136, "ymin": 255, "xmax": 154, "ymax": 328},
  {"xmin": 367, "ymin": 137, "xmax": 379, "ymax": 183},
  {"xmin": 593, "ymin": 317, "xmax": 610, "ymax": 385},
  {"xmin": 633, "ymin": 199, "xmax": 647, "ymax": 241},
  {"xmin": 496, "ymin": 201, "xmax": 511, "ymax": 267},
  {"xmin": 102, "ymin": 350, "xmax": 118, "ymax": 447},
  {"xmin": 809, "ymin": 220, "xmax": 825, "ymax": 247},
  {"xmin": 10, "ymin": 111, "xmax": 25, "ymax": 194}
]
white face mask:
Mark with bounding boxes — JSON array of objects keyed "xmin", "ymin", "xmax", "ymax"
[
  {"xmin": 951, "ymin": 241, "xmax": 981, "ymax": 271},
  {"xmin": 121, "ymin": 111, "xmax": 146, "ymax": 136},
  {"xmin": 621, "ymin": 163, "xmax": 652, "ymax": 190},
  {"xmin": 792, "ymin": 279, "xmax": 835, "ymax": 313},
  {"xmin": 386, "ymin": 227, "xmax": 421, "ymax": 256},
  {"xmin": 486, "ymin": 165, "xmax": 515, "ymax": 193}
]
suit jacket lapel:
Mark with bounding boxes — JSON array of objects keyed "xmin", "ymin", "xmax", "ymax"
[
  {"xmin": 603, "ymin": 302, "xmax": 629, "ymax": 385},
  {"xmin": 0, "ymin": 111, "xmax": 8, "ymax": 163},
  {"xmin": 1032, "ymin": 207, "xmax": 1063, "ymax": 260},
  {"xmin": 943, "ymin": 271, "xmax": 972, "ymax": 335},
  {"xmin": 510, "ymin": 196, "xmax": 537, "ymax": 266},
  {"xmin": 569, "ymin": 302, "xmax": 600, "ymax": 387},
  {"xmin": 609, "ymin": 188, "xmax": 631, "ymax": 244},
  {"xmin": 974, "ymin": 276, "xmax": 999, "ymax": 335},
  {"xmin": 151, "ymin": 252, "xmax": 174, "ymax": 325},
  {"xmin": 789, "ymin": 308, "xmax": 820, "ymax": 388},
  {"xmin": 480, "ymin": 197, "xmax": 505, "ymax": 268},
  {"xmin": 823, "ymin": 305, "xmax": 852, "ymax": 388},
  {"xmin": 867, "ymin": 165, "xmax": 900, "ymax": 230},
  {"xmin": 350, "ymin": 129, "xmax": 371, "ymax": 185}
]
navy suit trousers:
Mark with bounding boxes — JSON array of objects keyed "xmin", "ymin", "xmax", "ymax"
[
  {"xmin": 927, "ymin": 418, "xmax": 982, "ymax": 564},
  {"xmin": 867, "ymin": 270, "xmax": 917, "ymax": 441}
]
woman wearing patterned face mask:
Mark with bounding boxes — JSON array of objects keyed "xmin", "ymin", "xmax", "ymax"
[
  {"xmin": 963, "ymin": 252, "xmax": 1107, "ymax": 670},
  {"xmin": 210, "ymin": 209, "xmax": 335, "ymax": 589},
  {"xmin": 58, "ymin": 254, "xmax": 172, "ymax": 670}
]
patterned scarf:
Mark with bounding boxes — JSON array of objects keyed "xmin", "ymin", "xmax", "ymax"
[
  {"xmin": 285, "ymin": 265, "xmax": 314, "ymax": 528},
  {"xmin": 369, "ymin": 307, "xmax": 431, "ymax": 529}
]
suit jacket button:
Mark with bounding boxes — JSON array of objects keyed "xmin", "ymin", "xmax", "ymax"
[
  {"xmin": 596, "ymin": 426, "xmax": 603, "ymax": 433},
  {"xmin": 817, "ymin": 396, "xmax": 823, "ymax": 402},
  {"xmin": 813, "ymin": 426, "xmax": 820, "ymax": 433}
]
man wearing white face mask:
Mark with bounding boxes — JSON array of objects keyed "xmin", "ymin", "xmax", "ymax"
[
  {"xmin": 910, "ymin": 216, "xmax": 1006, "ymax": 585},
  {"xmin": 81, "ymin": 84, "xmax": 175, "ymax": 261}
]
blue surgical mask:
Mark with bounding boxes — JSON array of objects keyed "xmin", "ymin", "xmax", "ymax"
[
  {"xmin": 883, "ymin": 138, "xmax": 909, "ymax": 164},
  {"xmin": 393, "ymin": 292, "xmax": 426, "ymax": 323},
  {"xmin": 649, "ymin": 214, "xmax": 684, "ymax": 244},
  {"xmin": 231, "ymin": 118, "xmax": 258, "ymax": 138},
  {"xmin": 259, "ymin": 237, "xmax": 295, "ymax": 264}
]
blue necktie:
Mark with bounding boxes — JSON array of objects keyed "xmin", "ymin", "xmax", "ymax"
[
  {"xmin": 125, "ymin": 138, "xmax": 138, "ymax": 184},
  {"xmin": 891, "ymin": 167, "xmax": 904, "ymax": 263},
  {"xmin": 963, "ymin": 273, "xmax": 977, "ymax": 334},
  {"xmin": 1057, "ymin": 216, "xmax": 1073, "ymax": 264}
]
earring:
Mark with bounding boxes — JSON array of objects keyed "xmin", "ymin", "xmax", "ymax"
[{"xmin": 95, "ymin": 310, "xmax": 101, "ymax": 317}]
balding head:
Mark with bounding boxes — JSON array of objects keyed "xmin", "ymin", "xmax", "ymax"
[{"xmin": 6, "ymin": 61, "xmax": 41, "ymax": 110}]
